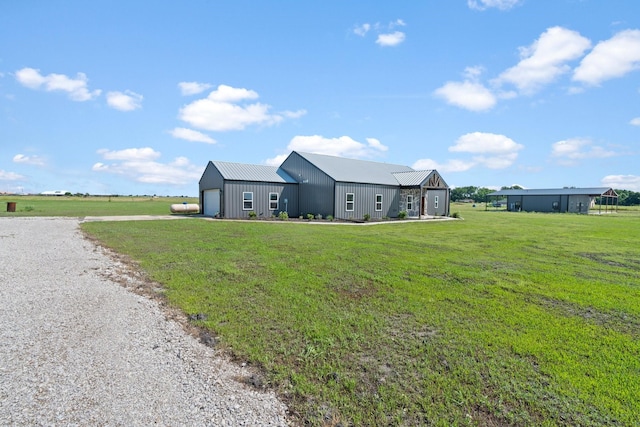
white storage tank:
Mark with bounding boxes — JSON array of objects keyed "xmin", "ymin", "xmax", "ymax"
[{"xmin": 170, "ymin": 203, "xmax": 200, "ymax": 214}]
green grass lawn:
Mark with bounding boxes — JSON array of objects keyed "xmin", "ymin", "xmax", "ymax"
[
  {"xmin": 82, "ymin": 204, "xmax": 640, "ymax": 426},
  {"xmin": 0, "ymin": 195, "xmax": 198, "ymax": 217}
]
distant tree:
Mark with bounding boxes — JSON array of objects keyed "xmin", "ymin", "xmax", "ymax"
[
  {"xmin": 450, "ymin": 186, "xmax": 493, "ymax": 202},
  {"xmin": 500, "ymin": 185, "xmax": 523, "ymax": 190},
  {"xmin": 615, "ymin": 189, "xmax": 640, "ymax": 206}
]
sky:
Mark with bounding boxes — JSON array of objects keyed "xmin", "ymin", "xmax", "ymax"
[{"xmin": 1, "ymin": 0, "xmax": 640, "ymax": 196}]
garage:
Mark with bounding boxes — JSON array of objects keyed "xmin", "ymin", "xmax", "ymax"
[{"xmin": 203, "ymin": 189, "xmax": 220, "ymax": 217}]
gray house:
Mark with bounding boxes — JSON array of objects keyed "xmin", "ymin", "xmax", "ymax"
[
  {"xmin": 199, "ymin": 151, "xmax": 450, "ymax": 219},
  {"xmin": 486, "ymin": 187, "xmax": 618, "ymax": 214}
]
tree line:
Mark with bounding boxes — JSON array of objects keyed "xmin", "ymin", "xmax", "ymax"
[{"xmin": 450, "ymin": 186, "xmax": 640, "ymax": 206}]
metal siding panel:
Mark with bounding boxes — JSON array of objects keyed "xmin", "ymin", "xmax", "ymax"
[
  {"xmin": 335, "ymin": 183, "xmax": 397, "ymax": 219},
  {"xmin": 224, "ymin": 182, "xmax": 298, "ymax": 218},
  {"xmin": 427, "ymin": 189, "xmax": 448, "ymax": 216},
  {"xmin": 199, "ymin": 162, "xmax": 225, "ymax": 213},
  {"xmin": 282, "ymin": 152, "xmax": 334, "ymax": 217}
]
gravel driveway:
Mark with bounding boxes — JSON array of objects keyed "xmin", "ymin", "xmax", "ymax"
[{"xmin": 0, "ymin": 217, "xmax": 289, "ymax": 426}]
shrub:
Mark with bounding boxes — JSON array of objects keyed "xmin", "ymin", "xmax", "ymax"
[
  {"xmin": 278, "ymin": 211, "xmax": 289, "ymax": 220},
  {"xmin": 363, "ymin": 213, "xmax": 371, "ymax": 221},
  {"xmin": 451, "ymin": 212, "xmax": 460, "ymax": 218},
  {"xmin": 307, "ymin": 213, "xmax": 314, "ymax": 220},
  {"xmin": 248, "ymin": 211, "xmax": 257, "ymax": 219},
  {"xmin": 326, "ymin": 215, "xmax": 334, "ymax": 221},
  {"xmin": 315, "ymin": 214, "xmax": 323, "ymax": 220},
  {"xmin": 398, "ymin": 211, "xmax": 408, "ymax": 219}
]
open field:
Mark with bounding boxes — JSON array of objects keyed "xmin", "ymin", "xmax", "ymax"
[
  {"xmin": 0, "ymin": 195, "xmax": 198, "ymax": 217},
  {"xmin": 78, "ymin": 203, "xmax": 639, "ymax": 425}
]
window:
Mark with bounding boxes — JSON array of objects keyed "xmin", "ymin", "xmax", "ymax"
[
  {"xmin": 243, "ymin": 192, "xmax": 253, "ymax": 210},
  {"xmin": 269, "ymin": 192, "xmax": 279, "ymax": 210},
  {"xmin": 375, "ymin": 194, "xmax": 383, "ymax": 211},
  {"xmin": 346, "ymin": 193, "xmax": 355, "ymax": 211},
  {"xmin": 407, "ymin": 195, "xmax": 413, "ymax": 210},
  {"xmin": 434, "ymin": 195, "xmax": 439, "ymax": 209}
]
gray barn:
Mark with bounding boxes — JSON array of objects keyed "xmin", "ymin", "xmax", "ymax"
[
  {"xmin": 199, "ymin": 151, "xmax": 450, "ymax": 219},
  {"xmin": 486, "ymin": 187, "xmax": 618, "ymax": 214}
]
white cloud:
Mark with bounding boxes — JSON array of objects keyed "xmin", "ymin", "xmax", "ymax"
[
  {"xmin": 0, "ymin": 169, "xmax": 25, "ymax": 181},
  {"xmin": 573, "ymin": 30, "xmax": 640, "ymax": 86},
  {"xmin": 13, "ymin": 154, "xmax": 45, "ymax": 166},
  {"xmin": 376, "ymin": 31, "xmax": 406, "ymax": 47},
  {"xmin": 93, "ymin": 147, "xmax": 203, "ymax": 185},
  {"xmin": 412, "ymin": 158, "xmax": 476, "ymax": 173},
  {"xmin": 15, "ymin": 67, "xmax": 101, "ymax": 101},
  {"xmin": 601, "ymin": 174, "xmax": 640, "ymax": 191},
  {"xmin": 630, "ymin": 117, "xmax": 640, "ymax": 126},
  {"xmin": 266, "ymin": 135, "xmax": 389, "ymax": 165},
  {"xmin": 178, "ymin": 84, "xmax": 305, "ymax": 131},
  {"xmin": 169, "ymin": 127, "xmax": 216, "ymax": 144},
  {"xmin": 450, "ymin": 132, "xmax": 524, "ymax": 154},
  {"xmin": 353, "ymin": 23, "xmax": 371, "ymax": 37},
  {"xmin": 353, "ymin": 19, "xmax": 407, "ymax": 46},
  {"xmin": 419, "ymin": 132, "xmax": 523, "ymax": 172},
  {"xmin": 496, "ymin": 27, "xmax": 592, "ymax": 94},
  {"xmin": 97, "ymin": 147, "xmax": 160, "ymax": 161},
  {"xmin": 468, "ymin": 0, "xmax": 522, "ymax": 10},
  {"xmin": 106, "ymin": 90, "xmax": 143, "ymax": 111},
  {"xmin": 178, "ymin": 81, "xmax": 213, "ymax": 96},
  {"xmin": 434, "ymin": 80, "xmax": 497, "ymax": 111},
  {"xmin": 550, "ymin": 138, "xmax": 617, "ymax": 165}
]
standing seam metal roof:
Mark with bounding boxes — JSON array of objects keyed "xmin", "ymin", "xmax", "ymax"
[
  {"xmin": 295, "ymin": 152, "xmax": 414, "ymax": 185},
  {"xmin": 392, "ymin": 170, "xmax": 435, "ymax": 186},
  {"xmin": 211, "ymin": 161, "xmax": 297, "ymax": 183},
  {"xmin": 488, "ymin": 187, "xmax": 615, "ymax": 196}
]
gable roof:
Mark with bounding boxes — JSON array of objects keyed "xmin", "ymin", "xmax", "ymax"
[
  {"xmin": 392, "ymin": 170, "xmax": 436, "ymax": 186},
  {"xmin": 211, "ymin": 161, "xmax": 296, "ymax": 183},
  {"xmin": 488, "ymin": 187, "xmax": 615, "ymax": 197},
  {"xmin": 294, "ymin": 151, "xmax": 414, "ymax": 185}
]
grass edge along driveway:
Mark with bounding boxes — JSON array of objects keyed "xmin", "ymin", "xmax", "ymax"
[{"xmin": 83, "ymin": 206, "xmax": 640, "ymax": 426}]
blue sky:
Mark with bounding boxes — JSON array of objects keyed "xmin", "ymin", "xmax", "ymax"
[{"xmin": 2, "ymin": 0, "xmax": 640, "ymax": 196}]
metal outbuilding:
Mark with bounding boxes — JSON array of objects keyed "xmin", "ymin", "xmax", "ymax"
[
  {"xmin": 486, "ymin": 187, "xmax": 618, "ymax": 214},
  {"xmin": 199, "ymin": 151, "xmax": 450, "ymax": 219}
]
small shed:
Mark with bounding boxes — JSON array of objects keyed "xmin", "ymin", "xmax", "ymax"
[{"xmin": 486, "ymin": 187, "xmax": 618, "ymax": 214}]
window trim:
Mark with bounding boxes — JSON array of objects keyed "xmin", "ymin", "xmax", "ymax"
[
  {"xmin": 407, "ymin": 195, "xmax": 413, "ymax": 210},
  {"xmin": 434, "ymin": 195, "xmax": 439, "ymax": 209},
  {"xmin": 346, "ymin": 193, "xmax": 355, "ymax": 211},
  {"xmin": 375, "ymin": 194, "xmax": 383, "ymax": 211},
  {"xmin": 243, "ymin": 192, "xmax": 253, "ymax": 211},
  {"xmin": 269, "ymin": 192, "xmax": 279, "ymax": 210}
]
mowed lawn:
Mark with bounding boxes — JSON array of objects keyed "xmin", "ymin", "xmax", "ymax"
[
  {"xmin": 82, "ymin": 204, "xmax": 640, "ymax": 426},
  {"xmin": 0, "ymin": 195, "xmax": 198, "ymax": 217}
]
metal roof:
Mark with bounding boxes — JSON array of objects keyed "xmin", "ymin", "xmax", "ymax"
[
  {"xmin": 211, "ymin": 161, "xmax": 297, "ymax": 183},
  {"xmin": 295, "ymin": 152, "xmax": 414, "ymax": 185},
  {"xmin": 392, "ymin": 170, "xmax": 435, "ymax": 186},
  {"xmin": 488, "ymin": 187, "xmax": 615, "ymax": 197}
]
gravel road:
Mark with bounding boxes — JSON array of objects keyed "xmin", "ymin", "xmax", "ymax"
[{"xmin": 0, "ymin": 217, "xmax": 289, "ymax": 426}]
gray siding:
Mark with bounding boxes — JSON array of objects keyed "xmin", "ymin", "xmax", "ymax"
[
  {"xmin": 334, "ymin": 183, "xmax": 399, "ymax": 220},
  {"xmin": 223, "ymin": 181, "xmax": 298, "ymax": 218},
  {"xmin": 506, "ymin": 194, "xmax": 592, "ymax": 213},
  {"xmin": 199, "ymin": 162, "xmax": 225, "ymax": 214},
  {"xmin": 281, "ymin": 152, "xmax": 335, "ymax": 217},
  {"xmin": 426, "ymin": 189, "xmax": 449, "ymax": 216}
]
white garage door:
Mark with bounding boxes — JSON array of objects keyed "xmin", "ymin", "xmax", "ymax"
[{"xmin": 203, "ymin": 189, "xmax": 220, "ymax": 217}]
